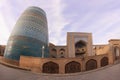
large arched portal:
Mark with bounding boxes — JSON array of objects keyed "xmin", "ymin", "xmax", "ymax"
[
  {"xmin": 42, "ymin": 61, "xmax": 59, "ymax": 74},
  {"xmin": 114, "ymin": 47, "xmax": 120, "ymax": 60},
  {"xmin": 65, "ymin": 61, "xmax": 81, "ymax": 73},
  {"xmin": 101, "ymin": 57, "xmax": 108, "ymax": 67},
  {"xmin": 75, "ymin": 40, "xmax": 87, "ymax": 57},
  {"xmin": 86, "ymin": 59, "xmax": 97, "ymax": 71}
]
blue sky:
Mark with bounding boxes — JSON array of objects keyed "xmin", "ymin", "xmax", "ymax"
[{"xmin": 1, "ymin": 0, "xmax": 120, "ymax": 45}]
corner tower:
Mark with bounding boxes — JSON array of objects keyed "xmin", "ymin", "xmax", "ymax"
[{"xmin": 4, "ymin": 6, "xmax": 49, "ymax": 61}]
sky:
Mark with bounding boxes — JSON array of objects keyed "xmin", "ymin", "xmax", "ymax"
[{"xmin": 1, "ymin": 0, "xmax": 120, "ymax": 45}]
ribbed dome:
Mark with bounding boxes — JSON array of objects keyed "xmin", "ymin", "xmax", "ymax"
[{"xmin": 4, "ymin": 6, "xmax": 49, "ymax": 61}]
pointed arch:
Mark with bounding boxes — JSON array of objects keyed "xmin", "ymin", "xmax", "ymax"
[
  {"xmin": 101, "ymin": 57, "xmax": 108, "ymax": 67},
  {"xmin": 86, "ymin": 59, "xmax": 97, "ymax": 71},
  {"xmin": 42, "ymin": 61, "xmax": 59, "ymax": 73},
  {"xmin": 65, "ymin": 61, "xmax": 81, "ymax": 73}
]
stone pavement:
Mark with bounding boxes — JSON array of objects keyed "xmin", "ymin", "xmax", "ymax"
[{"xmin": 0, "ymin": 63, "xmax": 120, "ymax": 80}]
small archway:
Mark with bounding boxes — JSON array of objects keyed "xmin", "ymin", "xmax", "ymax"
[
  {"xmin": 65, "ymin": 61, "xmax": 81, "ymax": 73},
  {"xmin": 42, "ymin": 61, "xmax": 59, "ymax": 74},
  {"xmin": 114, "ymin": 47, "xmax": 120, "ymax": 60},
  {"xmin": 101, "ymin": 57, "xmax": 108, "ymax": 67},
  {"xmin": 86, "ymin": 59, "xmax": 97, "ymax": 71},
  {"xmin": 51, "ymin": 48, "xmax": 57, "ymax": 58},
  {"xmin": 59, "ymin": 48, "xmax": 65, "ymax": 58}
]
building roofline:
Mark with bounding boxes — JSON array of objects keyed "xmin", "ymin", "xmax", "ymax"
[
  {"xmin": 109, "ymin": 39, "xmax": 120, "ymax": 42},
  {"xmin": 67, "ymin": 32, "xmax": 92, "ymax": 34}
]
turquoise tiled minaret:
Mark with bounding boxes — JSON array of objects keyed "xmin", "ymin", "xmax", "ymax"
[{"xmin": 4, "ymin": 6, "xmax": 49, "ymax": 60}]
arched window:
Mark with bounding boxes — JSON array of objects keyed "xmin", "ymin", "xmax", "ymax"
[
  {"xmin": 51, "ymin": 48, "xmax": 57, "ymax": 58},
  {"xmin": 75, "ymin": 40, "xmax": 87, "ymax": 57},
  {"xmin": 65, "ymin": 61, "xmax": 81, "ymax": 73},
  {"xmin": 59, "ymin": 48, "xmax": 65, "ymax": 58},
  {"xmin": 86, "ymin": 59, "xmax": 97, "ymax": 71},
  {"xmin": 60, "ymin": 48, "xmax": 65, "ymax": 51},
  {"xmin": 42, "ymin": 61, "xmax": 59, "ymax": 74},
  {"xmin": 101, "ymin": 57, "xmax": 108, "ymax": 67}
]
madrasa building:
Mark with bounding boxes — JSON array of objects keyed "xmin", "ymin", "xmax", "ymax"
[{"xmin": 0, "ymin": 6, "xmax": 120, "ymax": 74}]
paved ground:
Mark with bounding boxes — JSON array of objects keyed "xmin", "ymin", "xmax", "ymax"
[{"xmin": 0, "ymin": 63, "xmax": 120, "ymax": 80}]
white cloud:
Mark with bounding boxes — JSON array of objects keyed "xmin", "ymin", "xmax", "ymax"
[
  {"xmin": 93, "ymin": 10, "xmax": 120, "ymax": 34},
  {"xmin": 0, "ymin": 0, "xmax": 69, "ymax": 45},
  {"xmin": 1, "ymin": 0, "xmax": 120, "ymax": 45},
  {"xmin": 66, "ymin": 3, "xmax": 120, "ymax": 44},
  {"xmin": 46, "ymin": 0, "xmax": 69, "ymax": 45},
  {"xmin": 0, "ymin": 1, "xmax": 18, "ymax": 45},
  {"xmin": 0, "ymin": 14, "xmax": 10, "ymax": 45}
]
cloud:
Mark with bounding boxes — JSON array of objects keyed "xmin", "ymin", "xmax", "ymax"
[
  {"xmin": 0, "ymin": 13, "xmax": 10, "ymax": 44},
  {"xmin": 0, "ymin": 0, "xmax": 15, "ymax": 45},
  {"xmin": 1, "ymin": 0, "xmax": 120, "ymax": 45},
  {"xmin": 62, "ymin": 0, "xmax": 120, "ymax": 45},
  {"xmin": 47, "ymin": 0, "xmax": 69, "ymax": 45},
  {"xmin": 0, "ymin": 0, "xmax": 69, "ymax": 45}
]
